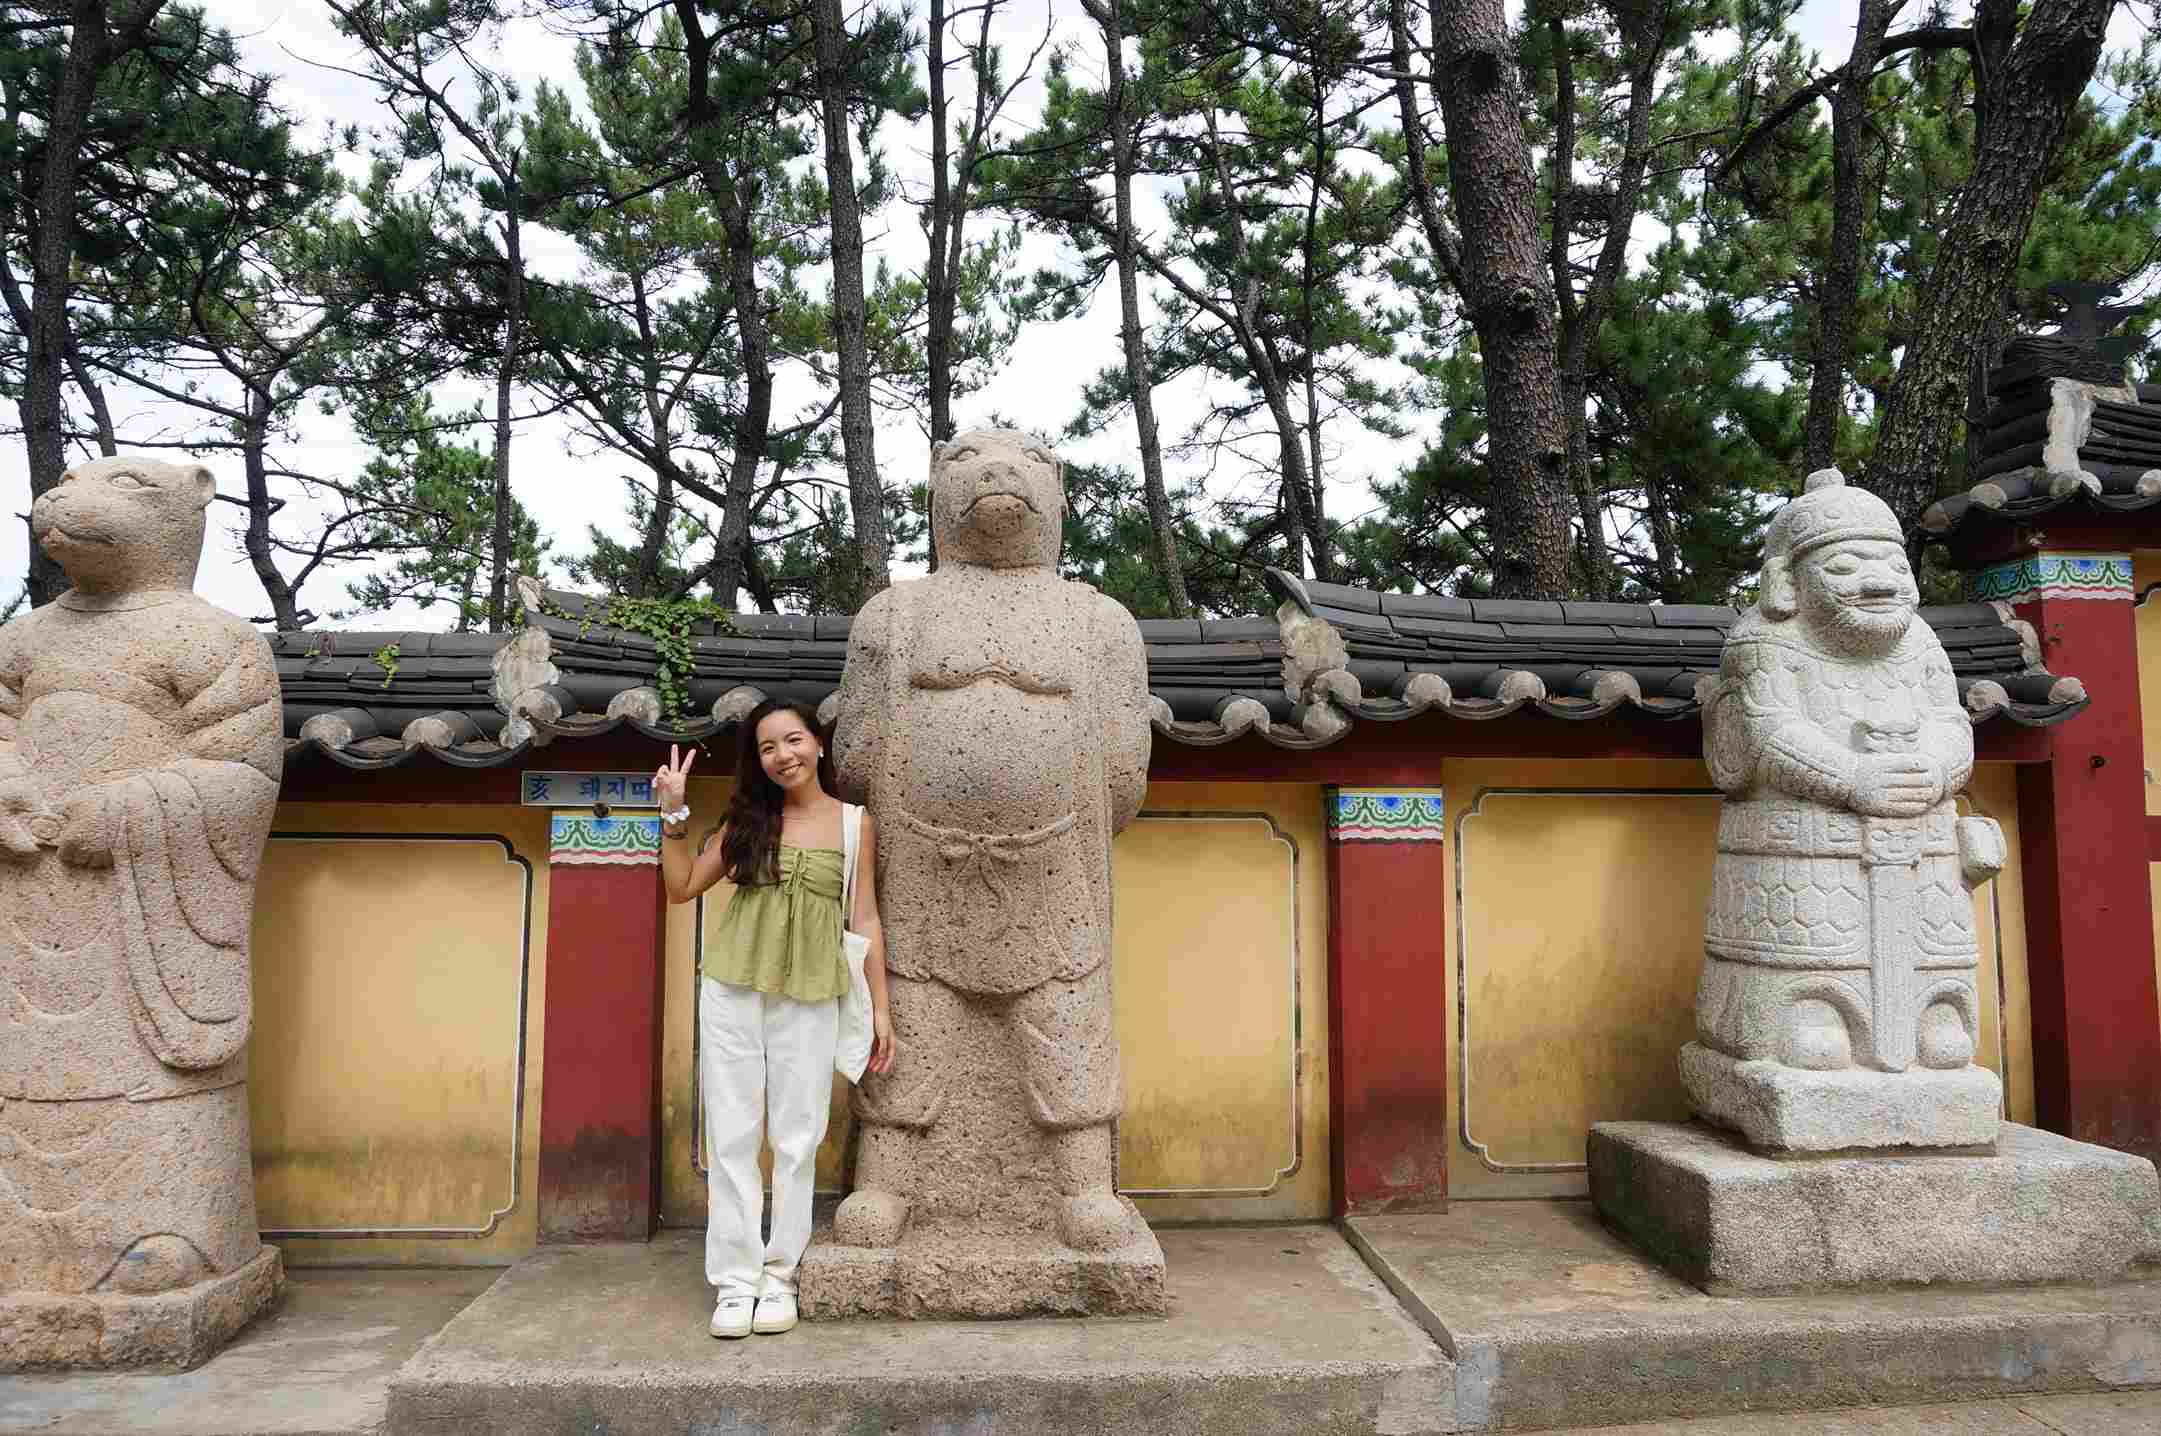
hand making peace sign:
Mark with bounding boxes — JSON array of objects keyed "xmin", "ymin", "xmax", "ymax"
[{"xmin": 654, "ymin": 743, "xmax": 696, "ymax": 813}]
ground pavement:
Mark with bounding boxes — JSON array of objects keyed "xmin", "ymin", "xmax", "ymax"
[{"xmin": 3, "ymin": 1202, "xmax": 2156, "ymax": 1434}]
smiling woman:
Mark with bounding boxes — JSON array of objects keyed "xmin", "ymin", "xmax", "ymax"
[{"xmin": 649, "ymin": 700, "xmax": 893, "ymax": 1339}]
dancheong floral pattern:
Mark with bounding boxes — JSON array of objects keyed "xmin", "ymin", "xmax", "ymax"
[
  {"xmin": 1330, "ymin": 790, "xmax": 1446, "ymax": 842},
  {"xmin": 1967, "ymin": 552, "xmax": 2132, "ymax": 604},
  {"xmin": 550, "ymin": 813, "xmax": 662, "ymax": 866}
]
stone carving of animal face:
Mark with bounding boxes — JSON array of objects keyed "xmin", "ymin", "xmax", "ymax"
[
  {"xmin": 1796, "ymin": 538, "xmax": 1917, "ymax": 657},
  {"xmin": 930, "ymin": 429, "xmax": 1065, "ymax": 570},
  {"xmin": 29, "ymin": 457, "xmax": 215, "ymax": 594}
]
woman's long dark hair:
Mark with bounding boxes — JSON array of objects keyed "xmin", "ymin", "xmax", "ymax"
[{"xmin": 716, "ymin": 698, "xmax": 837, "ymax": 886}]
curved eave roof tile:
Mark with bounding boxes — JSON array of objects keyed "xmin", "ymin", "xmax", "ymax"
[
  {"xmin": 274, "ymin": 573, "xmax": 2086, "ymax": 768},
  {"xmin": 1918, "ymin": 467, "xmax": 2161, "ymax": 541},
  {"xmin": 1917, "ymin": 372, "xmax": 2161, "ymax": 541}
]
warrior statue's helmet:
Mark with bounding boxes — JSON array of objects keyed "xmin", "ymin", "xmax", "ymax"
[{"xmin": 1758, "ymin": 467, "xmax": 1907, "ymax": 622}]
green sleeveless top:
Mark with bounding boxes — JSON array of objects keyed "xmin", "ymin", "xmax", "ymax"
[{"xmin": 702, "ymin": 845, "xmax": 848, "ymax": 1002}]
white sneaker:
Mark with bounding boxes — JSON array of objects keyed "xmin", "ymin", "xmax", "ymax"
[
  {"xmin": 751, "ymin": 1291, "xmax": 797, "ymax": 1334},
  {"xmin": 709, "ymin": 1295, "xmax": 755, "ymax": 1339}
]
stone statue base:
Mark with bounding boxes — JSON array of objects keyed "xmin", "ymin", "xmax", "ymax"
[
  {"xmin": 0, "ymin": 1245, "xmax": 282, "ymax": 1372},
  {"xmin": 1679, "ymin": 1042, "xmax": 2002, "ymax": 1153},
  {"xmin": 800, "ymin": 1211, "xmax": 1166, "ymax": 1320},
  {"xmin": 802, "ymin": 990, "xmax": 1166, "ymax": 1319},
  {"xmin": 1590, "ymin": 1121, "xmax": 2161, "ymax": 1294}
]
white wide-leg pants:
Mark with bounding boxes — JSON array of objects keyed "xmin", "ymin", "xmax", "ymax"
[{"xmin": 699, "ymin": 977, "xmax": 838, "ymax": 1298}]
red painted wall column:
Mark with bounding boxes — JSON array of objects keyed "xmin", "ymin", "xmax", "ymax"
[
  {"xmin": 1326, "ymin": 786, "xmax": 1450, "ymax": 1215},
  {"xmin": 538, "ymin": 813, "xmax": 667, "ymax": 1241},
  {"xmin": 1978, "ymin": 551, "xmax": 2161, "ymax": 1160}
]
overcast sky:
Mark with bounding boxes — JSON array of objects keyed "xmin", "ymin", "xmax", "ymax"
[{"xmin": 3, "ymin": 0, "xmax": 2145, "ymax": 629}]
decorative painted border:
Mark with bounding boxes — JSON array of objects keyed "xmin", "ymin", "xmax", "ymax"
[
  {"xmin": 1330, "ymin": 789, "xmax": 1446, "ymax": 842},
  {"xmin": 1968, "ymin": 552, "xmax": 2133, "ymax": 604},
  {"xmin": 689, "ymin": 811, "xmax": 1305, "ymax": 1201},
  {"xmin": 258, "ymin": 833, "xmax": 533, "ymax": 1240},
  {"xmin": 1452, "ymin": 788, "xmax": 2010, "ymax": 1183},
  {"xmin": 550, "ymin": 813, "xmax": 661, "ymax": 866}
]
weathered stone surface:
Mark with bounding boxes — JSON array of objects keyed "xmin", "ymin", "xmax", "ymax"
[
  {"xmin": 0, "ymin": 458, "xmax": 283, "ymax": 1368},
  {"xmin": 800, "ymin": 1206, "xmax": 1166, "ymax": 1320},
  {"xmin": 387, "ymin": 1227, "xmax": 1448, "ymax": 1436},
  {"xmin": 1694, "ymin": 468, "xmax": 2003, "ymax": 1151},
  {"xmin": 1349, "ymin": 1200, "xmax": 2161, "ymax": 1432},
  {"xmin": 1679, "ymin": 1042, "xmax": 2001, "ymax": 1152},
  {"xmin": 0, "ymin": 1245, "xmax": 282, "ymax": 1373},
  {"xmin": 812, "ymin": 429, "xmax": 1159, "ymax": 1316},
  {"xmin": 0, "ymin": 1265, "xmax": 498, "ymax": 1432},
  {"xmin": 1589, "ymin": 1121, "xmax": 2161, "ymax": 1294}
]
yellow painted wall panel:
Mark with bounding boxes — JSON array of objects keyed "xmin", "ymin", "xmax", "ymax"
[
  {"xmin": 659, "ymin": 780, "xmax": 1330, "ymax": 1226},
  {"xmin": 250, "ymin": 804, "xmax": 547, "ymax": 1267},
  {"xmin": 1444, "ymin": 760, "xmax": 2031, "ymax": 1200}
]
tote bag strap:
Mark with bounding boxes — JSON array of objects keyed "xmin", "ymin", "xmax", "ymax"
[{"xmin": 841, "ymin": 802, "xmax": 861, "ymax": 932}]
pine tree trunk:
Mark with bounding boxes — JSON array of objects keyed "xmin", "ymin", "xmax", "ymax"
[
  {"xmin": 1546, "ymin": 10, "xmax": 1659, "ymax": 603},
  {"xmin": 812, "ymin": 0, "xmax": 890, "ymax": 609},
  {"xmin": 1087, "ymin": 0, "xmax": 1190, "ymax": 615},
  {"xmin": 1801, "ymin": 0, "xmax": 1895, "ymax": 473},
  {"xmin": 241, "ymin": 390, "xmax": 302, "ymax": 631},
  {"xmin": 1429, "ymin": 0, "xmax": 1571, "ymax": 597},
  {"xmin": 926, "ymin": 0, "xmax": 955, "ymax": 441},
  {"xmin": 1199, "ymin": 107, "xmax": 1331, "ymax": 582},
  {"xmin": 1861, "ymin": 0, "xmax": 2114, "ymax": 527},
  {"xmin": 705, "ymin": 154, "xmax": 771, "ymax": 613},
  {"xmin": 487, "ymin": 170, "xmax": 524, "ymax": 630},
  {"xmin": 20, "ymin": 1, "xmax": 159, "ymax": 606}
]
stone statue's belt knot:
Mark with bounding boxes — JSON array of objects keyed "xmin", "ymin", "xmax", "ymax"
[{"xmin": 894, "ymin": 810, "xmax": 1076, "ymax": 936}]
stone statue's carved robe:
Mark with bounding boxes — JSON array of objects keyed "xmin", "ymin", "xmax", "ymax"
[
  {"xmin": 1699, "ymin": 613, "xmax": 1981, "ymax": 1075},
  {"xmin": 0, "ymin": 593, "xmax": 280, "ymax": 1296},
  {"xmin": 838, "ymin": 574, "xmax": 1148, "ymax": 1134}
]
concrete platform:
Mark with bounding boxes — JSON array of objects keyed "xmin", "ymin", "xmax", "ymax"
[
  {"xmin": 13, "ymin": 1208, "xmax": 2161, "ymax": 1434},
  {"xmin": 0, "ymin": 1266, "xmax": 500, "ymax": 1434},
  {"xmin": 384, "ymin": 1225, "xmax": 1455, "ymax": 1436},
  {"xmin": 1590, "ymin": 1120, "xmax": 2161, "ymax": 1293},
  {"xmin": 1345, "ymin": 1200, "xmax": 2161, "ymax": 1431}
]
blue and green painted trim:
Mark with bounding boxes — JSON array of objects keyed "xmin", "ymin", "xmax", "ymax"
[
  {"xmin": 549, "ymin": 813, "xmax": 662, "ymax": 866},
  {"xmin": 1968, "ymin": 552, "xmax": 2133, "ymax": 605},
  {"xmin": 1330, "ymin": 789, "xmax": 1446, "ymax": 843}
]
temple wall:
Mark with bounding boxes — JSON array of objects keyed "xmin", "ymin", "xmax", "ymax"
[
  {"xmin": 248, "ymin": 803, "xmax": 548, "ymax": 1266},
  {"xmin": 655, "ymin": 779, "xmax": 1331, "ymax": 1227},
  {"xmin": 1442, "ymin": 758, "xmax": 2034, "ymax": 1200},
  {"xmin": 244, "ymin": 762, "xmax": 2031, "ymax": 1258}
]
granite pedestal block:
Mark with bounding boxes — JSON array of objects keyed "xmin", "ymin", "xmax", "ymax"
[
  {"xmin": 0, "ymin": 1244, "xmax": 283, "ymax": 1372},
  {"xmin": 799, "ymin": 1204, "xmax": 1166, "ymax": 1320},
  {"xmin": 1679, "ymin": 1041, "xmax": 2002, "ymax": 1152},
  {"xmin": 1590, "ymin": 1121, "xmax": 2161, "ymax": 1294}
]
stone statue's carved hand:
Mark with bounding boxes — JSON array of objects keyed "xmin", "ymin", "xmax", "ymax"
[
  {"xmin": 0, "ymin": 772, "xmax": 51, "ymax": 861},
  {"xmin": 56, "ymin": 786, "xmax": 115, "ymax": 868},
  {"xmin": 1851, "ymin": 752, "xmax": 1940, "ymax": 818}
]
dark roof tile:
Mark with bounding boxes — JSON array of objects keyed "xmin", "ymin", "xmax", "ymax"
[{"xmin": 1468, "ymin": 597, "xmax": 1566, "ymax": 624}]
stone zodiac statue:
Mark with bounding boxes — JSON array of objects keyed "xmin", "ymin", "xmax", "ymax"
[
  {"xmin": 1687, "ymin": 468, "xmax": 2004, "ymax": 1152},
  {"xmin": 823, "ymin": 428, "xmax": 1156, "ymax": 1302},
  {"xmin": 0, "ymin": 458, "xmax": 283, "ymax": 1368}
]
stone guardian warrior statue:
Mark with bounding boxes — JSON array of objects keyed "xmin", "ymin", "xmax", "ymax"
[
  {"xmin": 0, "ymin": 459, "xmax": 284, "ymax": 1369},
  {"xmin": 1686, "ymin": 469, "xmax": 2006, "ymax": 1152}
]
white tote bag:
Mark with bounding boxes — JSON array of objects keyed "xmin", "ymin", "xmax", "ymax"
[{"xmin": 834, "ymin": 802, "xmax": 874, "ymax": 1083}]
